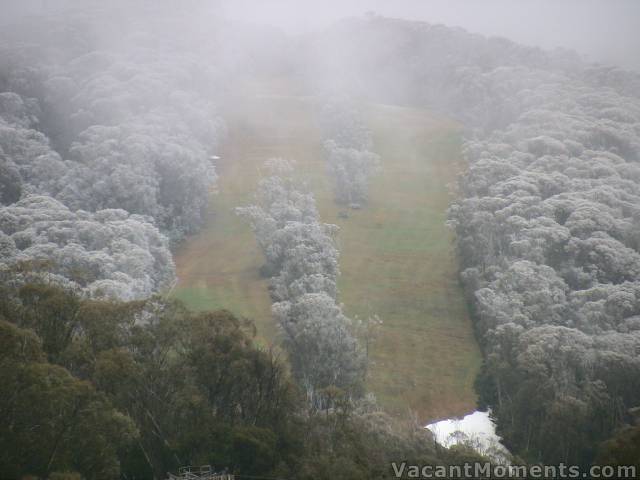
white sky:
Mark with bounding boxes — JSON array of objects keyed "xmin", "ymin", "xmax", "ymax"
[{"xmin": 221, "ymin": 0, "xmax": 640, "ymax": 71}]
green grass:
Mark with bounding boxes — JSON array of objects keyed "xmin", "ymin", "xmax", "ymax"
[{"xmin": 172, "ymin": 87, "xmax": 481, "ymax": 422}]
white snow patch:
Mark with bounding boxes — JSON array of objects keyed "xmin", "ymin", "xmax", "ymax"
[{"xmin": 425, "ymin": 409, "xmax": 511, "ymax": 462}]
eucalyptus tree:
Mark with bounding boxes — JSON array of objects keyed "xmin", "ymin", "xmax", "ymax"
[
  {"xmin": 238, "ymin": 159, "xmax": 365, "ymax": 399},
  {"xmin": 0, "ymin": 195, "xmax": 175, "ymax": 300},
  {"xmin": 318, "ymin": 98, "xmax": 380, "ymax": 207}
]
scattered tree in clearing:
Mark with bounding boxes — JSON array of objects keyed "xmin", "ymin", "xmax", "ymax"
[
  {"xmin": 237, "ymin": 159, "xmax": 366, "ymax": 402},
  {"xmin": 319, "ymin": 98, "xmax": 380, "ymax": 208}
]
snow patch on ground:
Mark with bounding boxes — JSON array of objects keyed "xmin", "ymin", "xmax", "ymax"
[{"xmin": 426, "ymin": 410, "xmax": 511, "ymax": 462}]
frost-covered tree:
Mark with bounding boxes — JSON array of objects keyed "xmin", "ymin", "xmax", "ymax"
[
  {"xmin": 0, "ymin": 153, "xmax": 21, "ymax": 204},
  {"xmin": 0, "ymin": 11, "xmax": 226, "ymax": 243},
  {"xmin": 0, "ymin": 195, "xmax": 175, "ymax": 300},
  {"xmin": 0, "ymin": 109, "xmax": 68, "ymax": 200},
  {"xmin": 318, "ymin": 98, "xmax": 380, "ymax": 207},
  {"xmin": 268, "ymin": 221, "xmax": 340, "ymax": 302},
  {"xmin": 56, "ymin": 119, "xmax": 217, "ymax": 242},
  {"xmin": 0, "ymin": 7, "xmax": 229, "ymax": 303},
  {"xmin": 273, "ymin": 293, "xmax": 365, "ymax": 399},
  {"xmin": 319, "ymin": 97, "xmax": 373, "ymax": 150},
  {"xmin": 237, "ymin": 158, "xmax": 331, "ymax": 275},
  {"xmin": 238, "ymin": 159, "xmax": 365, "ymax": 398},
  {"xmin": 324, "ymin": 140, "xmax": 380, "ymax": 207}
]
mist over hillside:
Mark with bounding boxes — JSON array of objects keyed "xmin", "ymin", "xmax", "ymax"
[
  {"xmin": 1, "ymin": 2, "xmax": 639, "ymax": 478},
  {"xmin": 222, "ymin": 0, "xmax": 640, "ymax": 72},
  {"xmin": 4, "ymin": 0, "xmax": 639, "ymax": 71}
]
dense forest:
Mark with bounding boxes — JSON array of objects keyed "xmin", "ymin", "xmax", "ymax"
[
  {"xmin": 3, "ymin": 276, "xmax": 495, "ymax": 479},
  {"xmin": 303, "ymin": 17, "xmax": 640, "ymax": 468},
  {"xmin": 1, "ymin": 2, "xmax": 639, "ymax": 478}
]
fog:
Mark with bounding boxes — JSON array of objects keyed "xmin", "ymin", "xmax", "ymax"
[
  {"xmin": 2, "ymin": 0, "xmax": 640, "ymax": 476},
  {"xmin": 222, "ymin": 0, "xmax": 640, "ymax": 71},
  {"xmin": 3, "ymin": 0, "xmax": 639, "ymax": 71}
]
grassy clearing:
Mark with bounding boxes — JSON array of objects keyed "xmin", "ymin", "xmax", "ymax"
[{"xmin": 172, "ymin": 86, "xmax": 481, "ymax": 422}]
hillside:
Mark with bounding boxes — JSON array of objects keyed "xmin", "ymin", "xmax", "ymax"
[
  {"xmin": 173, "ymin": 81, "xmax": 481, "ymax": 422},
  {"xmin": 4, "ymin": 5, "xmax": 640, "ymax": 475}
]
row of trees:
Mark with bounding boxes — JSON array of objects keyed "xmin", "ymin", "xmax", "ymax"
[
  {"xmin": 306, "ymin": 16, "xmax": 640, "ymax": 466},
  {"xmin": 237, "ymin": 159, "xmax": 366, "ymax": 404},
  {"xmin": 318, "ymin": 98, "xmax": 380, "ymax": 208}
]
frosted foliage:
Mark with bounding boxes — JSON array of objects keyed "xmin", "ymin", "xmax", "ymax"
[
  {"xmin": 238, "ymin": 160, "xmax": 365, "ymax": 395},
  {"xmin": 319, "ymin": 99, "xmax": 380, "ymax": 207},
  {"xmin": 0, "ymin": 195, "xmax": 175, "ymax": 300}
]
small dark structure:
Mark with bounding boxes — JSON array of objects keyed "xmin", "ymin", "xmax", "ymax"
[{"xmin": 167, "ymin": 465, "xmax": 234, "ymax": 480}]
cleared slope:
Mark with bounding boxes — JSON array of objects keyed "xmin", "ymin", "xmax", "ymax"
[{"xmin": 173, "ymin": 87, "xmax": 481, "ymax": 422}]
